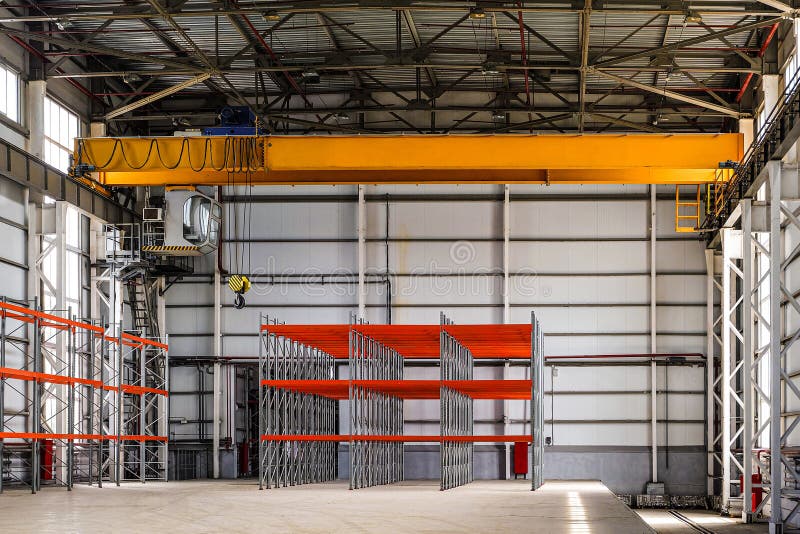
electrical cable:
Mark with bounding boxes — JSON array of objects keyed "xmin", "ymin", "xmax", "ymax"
[{"xmin": 76, "ymin": 136, "xmax": 261, "ymax": 175}]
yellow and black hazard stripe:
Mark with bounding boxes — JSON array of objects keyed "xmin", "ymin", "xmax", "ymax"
[
  {"xmin": 228, "ymin": 274, "xmax": 251, "ymax": 294},
  {"xmin": 142, "ymin": 245, "xmax": 200, "ymax": 252}
]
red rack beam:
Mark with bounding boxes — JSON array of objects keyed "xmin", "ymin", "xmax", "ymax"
[
  {"xmin": 0, "ymin": 301, "xmax": 168, "ymax": 350},
  {"xmin": 260, "ymin": 434, "xmax": 532, "ymax": 443},
  {"xmin": 0, "ymin": 367, "xmax": 168, "ymax": 396},
  {"xmin": 261, "ymin": 379, "xmax": 532, "ymax": 400},
  {"xmin": 259, "ymin": 323, "xmax": 535, "ymax": 359},
  {"xmin": 0, "ymin": 432, "xmax": 168, "ymax": 441}
]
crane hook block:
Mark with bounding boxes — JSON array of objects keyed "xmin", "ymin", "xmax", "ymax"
[{"xmin": 228, "ymin": 275, "xmax": 251, "ymax": 309}]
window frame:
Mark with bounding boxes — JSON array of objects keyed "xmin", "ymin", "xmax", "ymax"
[
  {"xmin": 43, "ymin": 95, "xmax": 81, "ymax": 172},
  {"xmin": 0, "ymin": 61, "xmax": 21, "ymax": 124}
]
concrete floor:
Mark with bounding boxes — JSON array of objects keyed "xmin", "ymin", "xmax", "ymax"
[
  {"xmin": 0, "ymin": 479, "xmax": 654, "ymax": 533},
  {"xmin": 636, "ymin": 509, "xmax": 768, "ymax": 534}
]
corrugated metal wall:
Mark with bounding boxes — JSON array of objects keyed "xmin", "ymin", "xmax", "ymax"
[
  {"xmin": 0, "ymin": 175, "xmax": 29, "ymax": 440},
  {"xmin": 166, "ymin": 183, "xmax": 707, "ymax": 494}
]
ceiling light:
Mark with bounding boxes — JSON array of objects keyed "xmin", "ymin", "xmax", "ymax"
[
  {"xmin": 122, "ymin": 72, "xmax": 142, "ymax": 84},
  {"xmin": 301, "ymin": 68, "xmax": 320, "ymax": 84},
  {"xmin": 262, "ymin": 10, "xmax": 280, "ymax": 22},
  {"xmin": 491, "ymin": 110, "xmax": 505, "ymax": 121},
  {"xmin": 684, "ymin": 10, "xmax": 702, "ymax": 24},
  {"xmin": 469, "ymin": 7, "xmax": 486, "ymax": 19},
  {"xmin": 334, "ymin": 112, "xmax": 350, "ymax": 121},
  {"xmin": 55, "ymin": 18, "xmax": 72, "ymax": 31},
  {"xmin": 481, "ymin": 63, "xmax": 500, "ymax": 75}
]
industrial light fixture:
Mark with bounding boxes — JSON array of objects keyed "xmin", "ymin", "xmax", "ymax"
[
  {"xmin": 334, "ymin": 112, "xmax": 350, "ymax": 121},
  {"xmin": 55, "ymin": 18, "xmax": 72, "ymax": 31},
  {"xmin": 491, "ymin": 110, "xmax": 506, "ymax": 121},
  {"xmin": 122, "ymin": 72, "xmax": 142, "ymax": 84},
  {"xmin": 262, "ymin": 10, "xmax": 280, "ymax": 22},
  {"xmin": 481, "ymin": 63, "xmax": 501, "ymax": 75},
  {"xmin": 469, "ymin": 7, "xmax": 486, "ymax": 19},
  {"xmin": 301, "ymin": 68, "xmax": 320, "ymax": 84},
  {"xmin": 684, "ymin": 10, "xmax": 702, "ymax": 24}
]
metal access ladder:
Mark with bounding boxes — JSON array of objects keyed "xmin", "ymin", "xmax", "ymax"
[
  {"xmin": 124, "ymin": 271, "xmax": 160, "ymax": 339},
  {"xmin": 675, "ymin": 185, "xmax": 702, "ymax": 233}
]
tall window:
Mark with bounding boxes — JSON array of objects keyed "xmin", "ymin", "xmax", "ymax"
[
  {"xmin": 0, "ymin": 63, "xmax": 19, "ymax": 123},
  {"xmin": 44, "ymin": 96, "xmax": 79, "ymax": 172},
  {"xmin": 785, "ymin": 19, "xmax": 800, "ymax": 96}
]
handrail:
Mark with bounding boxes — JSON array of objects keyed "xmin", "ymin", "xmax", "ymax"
[{"xmin": 705, "ymin": 63, "xmax": 800, "ymax": 230}]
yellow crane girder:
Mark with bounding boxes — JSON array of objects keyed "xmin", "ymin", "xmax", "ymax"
[{"xmin": 73, "ymin": 133, "xmax": 743, "ymax": 186}]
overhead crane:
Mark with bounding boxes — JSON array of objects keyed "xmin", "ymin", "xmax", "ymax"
[
  {"xmin": 74, "ymin": 133, "xmax": 741, "ymax": 187},
  {"xmin": 71, "ymin": 132, "xmax": 742, "ymax": 308}
]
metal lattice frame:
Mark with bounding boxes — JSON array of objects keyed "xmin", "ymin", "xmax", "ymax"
[
  {"xmin": 0, "ymin": 299, "xmax": 39, "ymax": 492},
  {"xmin": 713, "ymin": 161, "xmax": 800, "ymax": 532},
  {"xmin": 119, "ymin": 333, "xmax": 169, "ymax": 482},
  {"xmin": 349, "ymin": 326, "xmax": 404, "ymax": 490},
  {"xmin": 0, "ymin": 3, "xmax": 780, "ymax": 134},
  {"xmin": 0, "ymin": 301, "xmax": 168, "ymax": 493},
  {"xmin": 706, "ymin": 248, "xmax": 724, "ymax": 499},
  {"xmin": 259, "ymin": 316, "xmax": 338, "ymax": 490},
  {"xmin": 440, "ymin": 313, "xmax": 473, "ymax": 491},
  {"xmin": 70, "ymin": 317, "xmax": 103, "ymax": 486}
]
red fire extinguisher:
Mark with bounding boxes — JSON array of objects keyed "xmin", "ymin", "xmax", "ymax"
[
  {"xmin": 239, "ymin": 441, "xmax": 250, "ymax": 477},
  {"xmin": 739, "ymin": 472, "xmax": 764, "ymax": 511},
  {"xmin": 41, "ymin": 439, "xmax": 54, "ymax": 481}
]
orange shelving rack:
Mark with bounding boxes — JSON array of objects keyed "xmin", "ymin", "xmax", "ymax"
[
  {"xmin": 258, "ymin": 312, "xmax": 545, "ymax": 492},
  {"xmin": 0, "ymin": 299, "xmax": 168, "ymax": 493}
]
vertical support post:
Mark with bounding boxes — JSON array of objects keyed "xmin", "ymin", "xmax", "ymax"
[
  {"xmin": 258, "ymin": 317, "xmax": 264, "ymax": 490},
  {"xmin": 721, "ymin": 228, "xmax": 735, "ymax": 509},
  {"xmin": 767, "ymin": 161, "xmax": 783, "ymax": 534},
  {"xmin": 357, "ymin": 185, "xmax": 366, "ymax": 321},
  {"xmin": 115, "ymin": 325, "xmax": 122, "ymax": 486},
  {"xmin": 502, "ymin": 184, "xmax": 511, "ymax": 479},
  {"xmin": 26, "ymin": 80, "xmax": 46, "ymax": 159},
  {"xmin": 650, "ymin": 185, "xmax": 658, "ymax": 483},
  {"xmin": 139, "ymin": 344, "xmax": 146, "ymax": 483},
  {"xmin": 0, "ymin": 296, "xmax": 5, "ymax": 494},
  {"xmin": 31, "ymin": 302, "xmax": 40, "ymax": 493},
  {"xmin": 213, "ymin": 189, "xmax": 222, "ymax": 479},
  {"xmin": 531, "ymin": 311, "xmax": 544, "ymax": 490},
  {"xmin": 742, "ymin": 200, "xmax": 754, "ymax": 522},
  {"xmin": 705, "ymin": 249, "xmax": 716, "ymax": 497},
  {"xmin": 67, "ymin": 310, "xmax": 74, "ymax": 490}
]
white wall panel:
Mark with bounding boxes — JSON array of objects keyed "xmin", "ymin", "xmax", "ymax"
[
  {"xmin": 166, "ymin": 183, "xmax": 709, "ymax": 453},
  {"xmin": 511, "ymin": 200, "xmax": 647, "ymax": 239}
]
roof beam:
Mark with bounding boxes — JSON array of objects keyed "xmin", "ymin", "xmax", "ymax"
[
  {"xmin": 756, "ymin": 0, "xmax": 793, "ymax": 12},
  {"xmin": 593, "ymin": 16, "xmax": 783, "ymax": 68},
  {"xmin": 502, "ymin": 11, "xmax": 576, "ymax": 64},
  {"xmin": 591, "ymin": 69, "xmax": 743, "ymax": 117},
  {"xmin": 104, "ymin": 73, "xmax": 212, "ymax": 119},
  {"xmin": 4, "ymin": 4, "xmax": 782, "ymax": 24},
  {"xmin": 0, "ymin": 24, "xmax": 195, "ymax": 70},
  {"xmin": 578, "ymin": 1, "xmax": 591, "ymax": 132}
]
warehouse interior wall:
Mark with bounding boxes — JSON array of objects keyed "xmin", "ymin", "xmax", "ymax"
[{"xmin": 165, "ymin": 183, "xmax": 707, "ymax": 495}]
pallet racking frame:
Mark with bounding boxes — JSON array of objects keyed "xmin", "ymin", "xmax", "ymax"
[
  {"xmin": 259, "ymin": 316, "xmax": 338, "ymax": 489},
  {"xmin": 258, "ymin": 313, "xmax": 545, "ymax": 492},
  {"xmin": 0, "ymin": 299, "xmax": 169, "ymax": 493}
]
